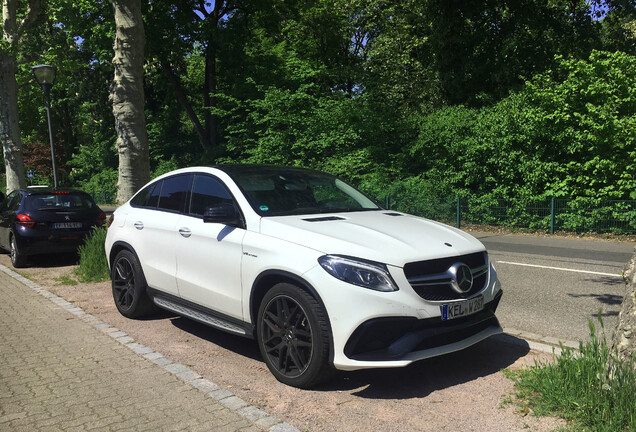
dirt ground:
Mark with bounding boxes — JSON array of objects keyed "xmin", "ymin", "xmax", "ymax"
[{"xmin": 2, "ymin": 253, "xmax": 566, "ymax": 432}]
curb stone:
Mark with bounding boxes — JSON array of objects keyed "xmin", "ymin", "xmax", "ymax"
[
  {"xmin": 499, "ymin": 327, "xmax": 580, "ymax": 355},
  {"xmin": 0, "ymin": 263, "xmax": 299, "ymax": 432}
]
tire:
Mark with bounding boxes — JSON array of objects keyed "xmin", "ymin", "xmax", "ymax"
[
  {"xmin": 111, "ymin": 249, "xmax": 155, "ymax": 318},
  {"xmin": 10, "ymin": 235, "xmax": 27, "ymax": 268},
  {"xmin": 257, "ymin": 283, "xmax": 333, "ymax": 388}
]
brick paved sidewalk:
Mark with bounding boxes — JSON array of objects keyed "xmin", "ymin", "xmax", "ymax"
[{"xmin": 0, "ymin": 266, "xmax": 294, "ymax": 432}]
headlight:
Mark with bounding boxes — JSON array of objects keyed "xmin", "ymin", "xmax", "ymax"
[{"xmin": 318, "ymin": 255, "xmax": 398, "ymax": 292}]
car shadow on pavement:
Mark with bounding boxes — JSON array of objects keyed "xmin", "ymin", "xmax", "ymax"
[
  {"xmin": 164, "ymin": 312, "xmax": 531, "ymax": 397},
  {"xmin": 170, "ymin": 316, "xmax": 262, "ymax": 361},
  {"xmin": 317, "ymin": 336, "xmax": 531, "ymax": 399}
]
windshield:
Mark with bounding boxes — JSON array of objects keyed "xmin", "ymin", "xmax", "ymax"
[
  {"xmin": 227, "ymin": 168, "xmax": 381, "ymax": 216},
  {"xmin": 25, "ymin": 192, "xmax": 97, "ymax": 211}
]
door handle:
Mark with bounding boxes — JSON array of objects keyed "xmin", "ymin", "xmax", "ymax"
[
  {"xmin": 133, "ymin": 221, "xmax": 144, "ymax": 230},
  {"xmin": 178, "ymin": 227, "xmax": 192, "ymax": 238}
]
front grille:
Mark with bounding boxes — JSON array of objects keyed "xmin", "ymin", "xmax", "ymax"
[{"xmin": 404, "ymin": 252, "xmax": 488, "ymax": 301}]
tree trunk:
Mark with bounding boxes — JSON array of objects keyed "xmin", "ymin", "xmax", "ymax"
[
  {"xmin": 110, "ymin": 0, "xmax": 150, "ymax": 203},
  {"xmin": 611, "ymin": 247, "xmax": 636, "ymax": 369},
  {"xmin": 1, "ymin": 0, "xmax": 42, "ymax": 193},
  {"xmin": 0, "ymin": 51, "xmax": 26, "ymax": 192}
]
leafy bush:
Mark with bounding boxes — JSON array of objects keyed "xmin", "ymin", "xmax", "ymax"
[
  {"xmin": 375, "ymin": 175, "xmax": 456, "ymax": 223},
  {"xmin": 79, "ymin": 169, "xmax": 117, "ymax": 204},
  {"xmin": 507, "ymin": 318, "xmax": 636, "ymax": 431},
  {"xmin": 75, "ymin": 226, "xmax": 110, "ymax": 282},
  {"xmin": 151, "ymin": 156, "xmax": 181, "ymax": 178},
  {"xmin": 407, "ymin": 51, "xmax": 636, "ymax": 204}
]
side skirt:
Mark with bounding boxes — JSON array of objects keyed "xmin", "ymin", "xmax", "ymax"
[{"xmin": 147, "ymin": 288, "xmax": 255, "ymax": 339}]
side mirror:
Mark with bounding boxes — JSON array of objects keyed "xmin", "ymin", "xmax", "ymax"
[{"xmin": 203, "ymin": 203, "xmax": 243, "ymax": 228}]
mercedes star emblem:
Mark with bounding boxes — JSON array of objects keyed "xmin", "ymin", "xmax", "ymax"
[{"xmin": 449, "ymin": 263, "xmax": 473, "ymax": 294}]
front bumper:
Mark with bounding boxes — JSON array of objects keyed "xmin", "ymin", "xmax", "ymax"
[
  {"xmin": 303, "ymin": 260, "xmax": 504, "ymax": 371},
  {"xmin": 344, "ymin": 290, "xmax": 502, "ymax": 361}
]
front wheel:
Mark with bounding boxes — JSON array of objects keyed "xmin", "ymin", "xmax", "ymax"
[
  {"xmin": 257, "ymin": 283, "xmax": 333, "ymax": 388},
  {"xmin": 111, "ymin": 249, "xmax": 155, "ymax": 318}
]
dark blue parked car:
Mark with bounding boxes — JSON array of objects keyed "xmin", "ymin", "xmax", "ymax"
[{"xmin": 0, "ymin": 188, "xmax": 105, "ymax": 267}]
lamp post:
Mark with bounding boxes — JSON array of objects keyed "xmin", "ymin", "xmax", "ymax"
[{"xmin": 32, "ymin": 64, "xmax": 58, "ymax": 188}]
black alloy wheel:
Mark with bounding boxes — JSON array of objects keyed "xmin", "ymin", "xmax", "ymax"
[
  {"xmin": 111, "ymin": 250, "xmax": 154, "ymax": 318},
  {"xmin": 257, "ymin": 283, "xmax": 332, "ymax": 388}
]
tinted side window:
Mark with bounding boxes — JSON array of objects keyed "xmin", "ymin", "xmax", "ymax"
[
  {"xmin": 189, "ymin": 175, "xmax": 233, "ymax": 216},
  {"xmin": 131, "ymin": 183, "xmax": 157, "ymax": 208},
  {"xmin": 148, "ymin": 182, "xmax": 161, "ymax": 208},
  {"xmin": 157, "ymin": 175, "xmax": 193, "ymax": 213}
]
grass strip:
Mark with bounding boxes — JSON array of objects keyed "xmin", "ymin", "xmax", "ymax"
[{"xmin": 506, "ymin": 317, "xmax": 636, "ymax": 431}]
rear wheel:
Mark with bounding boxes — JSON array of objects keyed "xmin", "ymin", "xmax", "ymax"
[
  {"xmin": 10, "ymin": 235, "xmax": 27, "ymax": 268},
  {"xmin": 257, "ymin": 283, "xmax": 333, "ymax": 388},
  {"xmin": 111, "ymin": 250, "xmax": 155, "ymax": 318}
]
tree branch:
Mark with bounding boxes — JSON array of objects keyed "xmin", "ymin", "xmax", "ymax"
[
  {"xmin": 196, "ymin": 0, "xmax": 209, "ymax": 18},
  {"xmin": 19, "ymin": 0, "xmax": 44, "ymax": 32},
  {"xmin": 157, "ymin": 54, "xmax": 210, "ymax": 151}
]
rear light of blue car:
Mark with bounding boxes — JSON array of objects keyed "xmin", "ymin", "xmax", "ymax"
[{"xmin": 16, "ymin": 214, "xmax": 35, "ymax": 228}]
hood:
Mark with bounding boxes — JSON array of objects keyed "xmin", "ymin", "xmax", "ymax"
[{"xmin": 259, "ymin": 211, "xmax": 485, "ymax": 267}]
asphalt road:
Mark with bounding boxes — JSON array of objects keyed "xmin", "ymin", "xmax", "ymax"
[{"xmin": 471, "ymin": 232, "xmax": 634, "ymax": 343}]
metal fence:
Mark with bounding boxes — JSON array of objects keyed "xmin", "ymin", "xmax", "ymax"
[{"xmin": 381, "ymin": 194, "xmax": 636, "ymax": 235}]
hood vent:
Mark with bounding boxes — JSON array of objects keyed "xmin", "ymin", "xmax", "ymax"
[
  {"xmin": 384, "ymin": 212, "xmax": 403, "ymax": 216},
  {"xmin": 303, "ymin": 216, "xmax": 345, "ymax": 222}
]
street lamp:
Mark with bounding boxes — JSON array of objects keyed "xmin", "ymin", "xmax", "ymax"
[{"xmin": 32, "ymin": 64, "xmax": 58, "ymax": 188}]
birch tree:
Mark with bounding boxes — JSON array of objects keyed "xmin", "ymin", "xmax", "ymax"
[
  {"xmin": 1, "ymin": 0, "xmax": 43, "ymax": 192},
  {"xmin": 110, "ymin": 0, "xmax": 150, "ymax": 203}
]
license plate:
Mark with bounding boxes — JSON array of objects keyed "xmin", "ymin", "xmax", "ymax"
[
  {"xmin": 52, "ymin": 222, "xmax": 82, "ymax": 229},
  {"xmin": 441, "ymin": 295, "xmax": 484, "ymax": 321}
]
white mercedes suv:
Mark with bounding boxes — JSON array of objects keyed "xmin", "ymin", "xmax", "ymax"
[{"xmin": 105, "ymin": 165, "xmax": 503, "ymax": 388}]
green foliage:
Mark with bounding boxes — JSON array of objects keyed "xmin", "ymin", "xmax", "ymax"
[
  {"xmin": 407, "ymin": 50, "xmax": 636, "ymax": 205},
  {"xmin": 223, "ymin": 84, "xmax": 360, "ymax": 166},
  {"xmin": 507, "ymin": 318, "xmax": 636, "ymax": 431},
  {"xmin": 151, "ymin": 156, "xmax": 181, "ymax": 178},
  {"xmin": 17, "ymin": 0, "xmax": 116, "ymax": 188},
  {"xmin": 373, "ymin": 175, "xmax": 456, "ymax": 221},
  {"xmin": 522, "ymin": 51, "xmax": 636, "ymax": 200},
  {"xmin": 6, "ymin": 0, "xmax": 635, "ymax": 236},
  {"xmin": 75, "ymin": 226, "xmax": 109, "ymax": 283},
  {"xmin": 78, "ymin": 168, "xmax": 117, "ymax": 204}
]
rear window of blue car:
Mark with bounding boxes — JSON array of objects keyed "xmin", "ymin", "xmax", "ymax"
[{"xmin": 25, "ymin": 193, "xmax": 97, "ymax": 211}]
